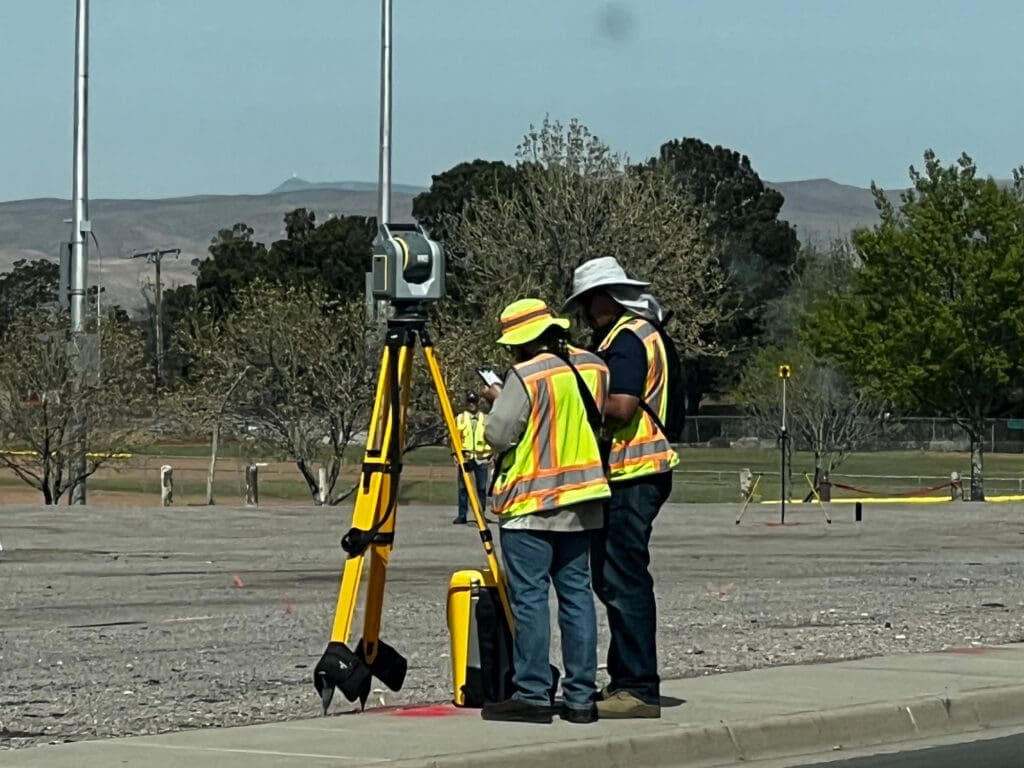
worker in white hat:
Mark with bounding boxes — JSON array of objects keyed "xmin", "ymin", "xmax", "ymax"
[
  {"xmin": 563, "ymin": 257, "xmax": 679, "ymax": 719},
  {"xmin": 479, "ymin": 298, "xmax": 610, "ymax": 725}
]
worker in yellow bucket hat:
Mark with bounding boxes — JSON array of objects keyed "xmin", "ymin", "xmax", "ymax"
[{"xmin": 479, "ymin": 298, "xmax": 610, "ymax": 725}]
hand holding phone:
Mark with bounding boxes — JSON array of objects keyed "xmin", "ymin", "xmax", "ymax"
[{"xmin": 477, "ymin": 367, "xmax": 502, "ymax": 388}]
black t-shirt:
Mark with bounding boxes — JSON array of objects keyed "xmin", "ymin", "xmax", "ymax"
[{"xmin": 601, "ymin": 328, "xmax": 647, "ymax": 397}]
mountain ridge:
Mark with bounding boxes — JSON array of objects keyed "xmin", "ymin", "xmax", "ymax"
[{"xmin": 0, "ymin": 177, "xmax": 901, "ymax": 310}]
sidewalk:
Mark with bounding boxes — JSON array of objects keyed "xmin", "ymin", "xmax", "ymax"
[{"xmin": 5, "ymin": 645, "xmax": 1024, "ymax": 768}]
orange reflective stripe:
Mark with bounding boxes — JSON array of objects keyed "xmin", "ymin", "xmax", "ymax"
[
  {"xmin": 500, "ymin": 306, "xmax": 555, "ymax": 337},
  {"xmin": 491, "ymin": 465, "xmax": 608, "ymax": 511}
]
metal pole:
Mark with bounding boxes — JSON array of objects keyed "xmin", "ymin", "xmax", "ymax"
[
  {"xmin": 377, "ymin": 0, "xmax": 392, "ymax": 226},
  {"xmin": 780, "ymin": 377, "xmax": 787, "ymax": 524},
  {"xmin": 69, "ymin": 0, "xmax": 90, "ymax": 506},
  {"xmin": 154, "ymin": 254, "xmax": 163, "ymax": 389}
]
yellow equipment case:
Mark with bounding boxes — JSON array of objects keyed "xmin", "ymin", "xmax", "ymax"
[{"xmin": 447, "ymin": 568, "xmax": 513, "ymax": 707}]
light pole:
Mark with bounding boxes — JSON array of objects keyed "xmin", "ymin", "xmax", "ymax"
[
  {"xmin": 778, "ymin": 363, "xmax": 791, "ymax": 524},
  {"xmin": 69, "ymin": 0, "xmax": 90, "ymax": 505},
  {"xmin": 377, "ymin": 0, "xmax": 392, "ymax": 226},
  {"xmin": 127, "ymin": 247, "xmax": 180, "ymax": 391}
]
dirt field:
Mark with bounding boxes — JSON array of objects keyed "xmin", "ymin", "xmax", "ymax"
[{"xmin": 2, "ymin": 501, "xmax": 1024, "ymax": 751}]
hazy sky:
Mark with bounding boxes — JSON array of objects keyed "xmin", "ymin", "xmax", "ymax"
[{"xmin": 2, "ymin": 0, "xmax": 1021, "ymax": 201}]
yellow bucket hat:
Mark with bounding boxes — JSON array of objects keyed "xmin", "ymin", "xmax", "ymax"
[{"xmin": 496, "ymin": 298, "xmax": 571, "ymax": 346}]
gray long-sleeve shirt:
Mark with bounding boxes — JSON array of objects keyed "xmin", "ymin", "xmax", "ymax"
[{"xmin": 484, "ymin": 366, "xmax": 604, "ymax": 532}]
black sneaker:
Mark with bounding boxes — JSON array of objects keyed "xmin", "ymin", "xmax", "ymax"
[
  {"xmin": 559, "ymin": 704, "xmax": 598, "ymax": 724},
  {"xmin": 481, "ymin": 698, "xmax": 552, "ymax": 724},
  {"xmin": 452, "ymin": 517, "xmax": 468, "ymax": 525}
]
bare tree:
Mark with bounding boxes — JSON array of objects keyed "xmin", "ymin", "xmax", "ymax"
[
  {"xmin": 170, "ymin": 303, "xmax": 252, "ymax": 504},
  {"xmin": 446, "ymin": 117, "xmax": 728, "ymax": 366},
  {"xmin": 734, "ymin": 346, "xmax": 887, "ymax": 487},
  {"xmin": 215, "ymin": 281, "xmax": 379, "ymax": 504},
  {"xmin": 0, "ymin": 309, "xmax": 152, "ymax": 504}
]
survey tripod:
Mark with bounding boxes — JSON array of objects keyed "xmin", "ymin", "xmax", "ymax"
[{"xmin": 313, "ymin": 306, "xmax": 514, "ymax": 714}]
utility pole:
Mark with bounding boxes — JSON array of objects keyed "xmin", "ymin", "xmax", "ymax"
[
  {"xmin": 69, "ymin": 0, "xmax": 90, "ymax": 505},
  {"xmin": 127, "ymin": 247, "xmax": 180, "ymax": 391}
]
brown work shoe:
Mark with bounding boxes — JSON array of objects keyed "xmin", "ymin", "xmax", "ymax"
[{"xmin": 595, "ymin": 690, "xmax": 661, "ymax": 719}]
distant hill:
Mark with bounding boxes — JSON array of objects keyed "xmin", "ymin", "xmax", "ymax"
[
  {"xmin": 0, "ymin": 187, "xmax": 415, "ymax": 312},
  {"xmin": 269, "ymin": 177, "xmax": 425, "ymax": 196},
  {"xmin": 768, "ymin": 178, "xmax": 901, "ymax": 245},
  {"xmin": 0, "ymin": 176, "xmax": 903, "ymax": 312}
]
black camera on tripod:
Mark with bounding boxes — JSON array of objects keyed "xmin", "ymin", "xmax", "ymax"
[{"xmin": 371, "ymin": 223, "xmax": 445, "ymax": 305}]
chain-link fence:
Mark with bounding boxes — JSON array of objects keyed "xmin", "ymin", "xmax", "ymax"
[{"xmin": 681, "ymin": 415, "xmax": 1024, "ymax": 453}]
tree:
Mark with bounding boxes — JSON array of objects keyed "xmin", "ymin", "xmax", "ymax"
[
  {"xmin": 211, "ymin": 281, "xmax": 379, "ymax": 504},
  {"xmin": 413, "ymin": 160, "xmax": 520, "ymax": 244},
  {"xmin": 649, "ymin": 138, "xmax": 802, "ymax": 415},
  {"xmin": 733, "ymin": 345, "xmax": 887, "ymax": 491},
  {"xmin": 446, "ymin": 117, "xmax": 727, "ymax": 381},
  {"xmin": 0, "ymin": 259, "xmax": 59, "ymax": 333},
  {"xmin": 169, "ymin": 301, "xmax": 252, "ymax": 504},
  {"xmin": 193, "ymin": 223, "xmax": 271, "ymax": 316},
  {"xmin": 806, "ymin": 151, "xmax": 1024, "ymax": 501},
  {"xmin": 0, "ymin": 308, "xmax": 152, "ymax": 504},
  {"xmin": 268, "ymin": 209, "xmax": 375, "ymax": 301}
]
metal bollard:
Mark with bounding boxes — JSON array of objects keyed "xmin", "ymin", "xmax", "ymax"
[
  {"xmin": 819, "ymin": 476, "xmax": 832, "ymax": 502},
  {"xmin": 855, "ymin": 501, "xmax": 863, "ymax": 522},
  {"xmin": 245, "ymin": 464, "xmax": 259, "ymax": 507},
  {"xmin": 318, "ymin": 466, "xmax": 328, "ymax": 505},
  {"xmin": 160, "ymin": 465, "xmax": 173, "ymax": 507}
]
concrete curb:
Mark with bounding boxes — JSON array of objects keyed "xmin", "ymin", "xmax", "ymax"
[{"xmin": 384, "ymin": 684, "xmax": 1024, "ymax": 768}]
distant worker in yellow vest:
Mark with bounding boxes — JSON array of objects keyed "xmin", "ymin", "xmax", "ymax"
[
  {"xmin": 479, "ymin": 298, "xmax": 610, "ymax": 725},
  {"xmin": 453, "ymin": 393, "xmax": 491, "ymax": 525},
  {"xmin": 564, "ymin": 256, "xmax": 679, "ymax": 719}
]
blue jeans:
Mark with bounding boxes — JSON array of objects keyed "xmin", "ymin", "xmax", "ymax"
[
  {"xmin": 591, "ymin": 471, "xmax": 672, "ymax": 705},
  {"xmin": 456, "ymin": 461, "xmax": 490, "ymax": 521},
  {"xmin": 499, "ymin": 527, "xmax": 597, "ymax": 710}
]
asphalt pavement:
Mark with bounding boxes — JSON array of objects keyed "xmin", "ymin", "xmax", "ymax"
[
  {"xmin": 2, "ymin": 500, "xmax": 1024, "ymax": 763},
  {"xmin": 790, "ymin": 731, "xmax": 1024, "ymax": 767}
]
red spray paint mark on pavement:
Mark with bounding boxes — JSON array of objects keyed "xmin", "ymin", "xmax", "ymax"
[
  {"xmin": 389, "ymin": 704, "xmax": 471, "ymax": 718},
  {"xmin": 232, "ymin": 575, "xmax": 245, "ymax": 588}
]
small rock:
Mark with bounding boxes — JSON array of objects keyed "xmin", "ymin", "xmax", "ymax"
[{"xmin": 884, "ymin": 621, "xmax": 892, "ymax": 629}]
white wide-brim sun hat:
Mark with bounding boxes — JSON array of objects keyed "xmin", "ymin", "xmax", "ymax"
[{"xmin": 562, "ymin": 256, "xmax": 650, "ymax": 311}]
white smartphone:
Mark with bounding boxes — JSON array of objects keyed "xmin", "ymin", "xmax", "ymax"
[{"xmin": 477, "ymin": 367, "xmax": 503, "ymax": 388}]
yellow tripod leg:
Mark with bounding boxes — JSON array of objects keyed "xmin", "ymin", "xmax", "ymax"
[
  {"xmin": 358, "ymin": 336, "xmax": 416, "ymax": 682},
  {"xmin": 422, "ymin": 345, "xmax": 515, "ymax": 633},
  {"xmin": 315, "ymin": 338, "xmax": 406, "ymax": 713},
  {"xmin": 735, "ymin": 473, "xmax": 763, "ymax": 525},
  {"xmin": 805, "ymin": 473, "xmax": 832, "ymax": 524}
]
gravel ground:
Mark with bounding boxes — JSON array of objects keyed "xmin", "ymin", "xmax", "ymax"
[{"xmin": 1, "ymin": 501, "xmax": 1023, "ymax": 751}]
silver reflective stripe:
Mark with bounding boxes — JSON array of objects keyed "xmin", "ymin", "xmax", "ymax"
[
  {"xmin": 532, "ymin": 377, "xmax": 556, "ymax": 469},
  {"xmin": 615, "ymin": 439, "xmax": 673, "ymax": 463},
  {"xmin": 515, "ymin": 354, "xmax": 564, "ymax": 379},
  {"xmin": 492, "ymin": 464, "xmax": 607, "ymax": 511}
]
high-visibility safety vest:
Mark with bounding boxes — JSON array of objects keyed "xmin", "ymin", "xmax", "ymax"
[
  {"xmin": 490, "ymin": 346, "xmax": 611, "ymax": 518},
  {"xmin": 598, "ymin": 313, "xmax": 680, "ymax": 481},
  {"xmin": 456, "ymin": 411, "xmax": 490, "ymax": 460}
]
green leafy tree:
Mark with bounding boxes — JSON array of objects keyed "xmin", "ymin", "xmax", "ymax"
[
  {"xmin": 0, "ymin": 259, "xmax": 60, "ymax": 333},
  {"xmin": 269, "ymin": 208, "xmax": 375, "ymax": 298},
  {"xmin": 806, "ymin": 151, "xmax": 1024, "ymax": 501},
  {"xmin": 649, "ymin": 138, "xmax": 801, "ymax": 414}
]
